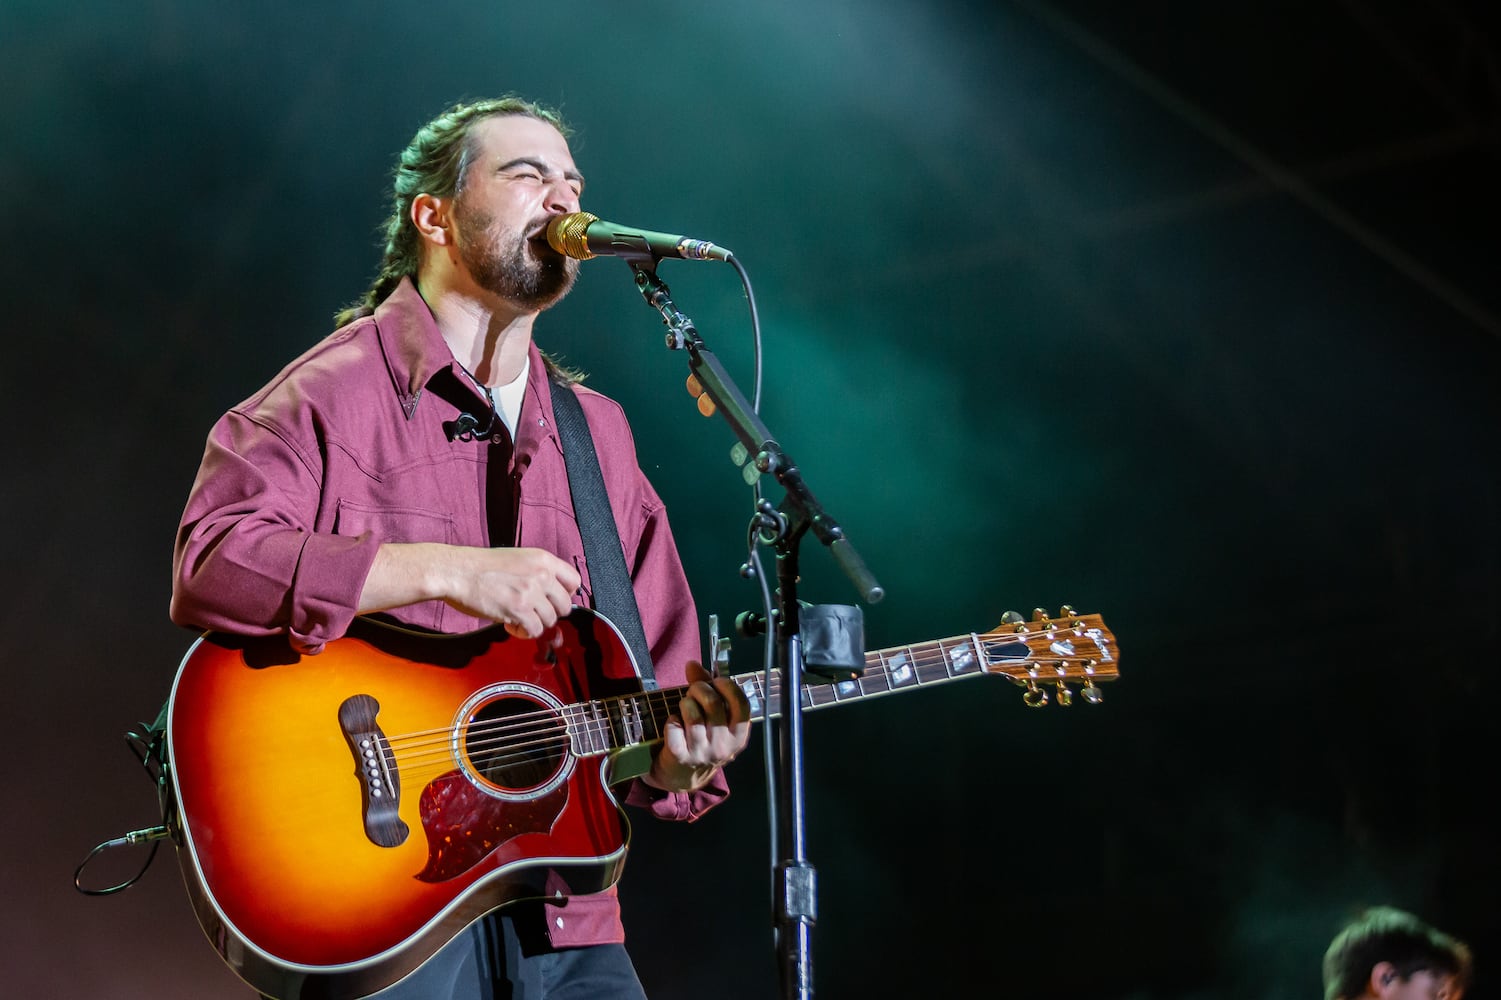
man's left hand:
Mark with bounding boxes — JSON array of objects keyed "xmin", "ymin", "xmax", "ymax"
[{"xmin": 643, "ymin": 661, "xmax": 752, "ymax": 793}]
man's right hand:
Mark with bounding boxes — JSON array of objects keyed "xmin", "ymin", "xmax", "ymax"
[{"xmin": 359, "ymin": 542, "xmax": 581, "ymax": 638}]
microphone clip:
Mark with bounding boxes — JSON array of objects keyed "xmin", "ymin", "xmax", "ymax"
[{"xmin": 443, "ymin": 408, "xmax": 505, "ymax": 445}]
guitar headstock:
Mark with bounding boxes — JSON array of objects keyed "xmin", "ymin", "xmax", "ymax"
[{"xmin": 981, "ymin": 606, "xmax": 1119, "ymax": 708}]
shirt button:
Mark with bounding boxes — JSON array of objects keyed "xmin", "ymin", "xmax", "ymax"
[{"xmin": 555, "ymin": 917, "xmax": 565, "ymax": 930}]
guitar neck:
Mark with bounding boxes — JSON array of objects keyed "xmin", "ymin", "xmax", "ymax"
[
  {"xmin": 564, "ymin": 634, "xmax": 983, "ymax": 755},
  {"xmin": 733, "ymin": 633, "xmax": 988, "ymax": 720}
]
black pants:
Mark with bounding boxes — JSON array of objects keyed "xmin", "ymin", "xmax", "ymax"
[
  {"xmin": 375, "ymin": 908, "xmax": 646, "ymax": 1000},
  {"xmin": 261, "ymin": 909, "xmax": 648, "ymax": 1000}
]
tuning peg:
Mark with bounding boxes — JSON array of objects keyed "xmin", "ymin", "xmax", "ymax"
[
  {"xmin": 1031, "ymin": 608, "xmax": 1050, "ymax": 622},
  {"xmin": 1054, "ymin": 680, "xmax": 1073, "ymax": 707},
  {"xmin": 1080, "ymin": 679, "xmax": 1104, "ymax": 705},
  {"xmin": 1001, "ymin": 610, "xmax": 1030, "ymax": 634},
  {"xmin": 1022, "ymin": 680, "xmax": 1048, "ymax": 709},
  {"xmin": 1058, "ymin": 604, "xmax": 1076, "ymax": 618}
]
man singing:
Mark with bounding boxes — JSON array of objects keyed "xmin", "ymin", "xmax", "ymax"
[{"xmin": 172, "ymin": 95, "xmax": 751, "ymax": 999}]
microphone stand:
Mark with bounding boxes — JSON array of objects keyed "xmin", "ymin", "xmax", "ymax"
[{"xmin": 624, "ymin": 258, "xmax": 882, "ymax": 1000}]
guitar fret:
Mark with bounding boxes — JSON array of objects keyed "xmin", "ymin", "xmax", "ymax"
[
  {"xmin": 882, "ymin": 647, "xmax": 920, "ymax": 689},
  {"xmin": 940, "ymin": 637, "xmax": 982, "ymax": 677},
  {"xmin": 565, "ymin": 703, "xmax": 608, "ymax": 756},
  {"xmin": 735, "ymin": 675, "xmax": 767, "ymax": 717},
  {"xmin": 645, "ymin": 690, "xmax": 671, "ymax": 741},
  {"xmin": 914, "ymin": 646, "xmax": 949, "ymax": 684},
  {"xmin": 804, "ymin": 684, "xmax": 838, "ymax": 709},
  {"xmin": 630, "ymin": 690, "xmax": 670, "ymax": 747},
  {"xmin": 567, "ymin": 691, "xmax": 677, "ymax": 757},
  {"xmin": 858, "ymin": 656, "xmax": 895, "ymax": 696},
  {"xmin": 606, "ymin": 695, "xmax": 647, "ymax": 747},
  {"xmin": 902, "ymin": 643, "xmax": 936, "ymax": 682},
  {"xmin": 917, "ymin": 663, "xmax": 947, "ymax": 684}
]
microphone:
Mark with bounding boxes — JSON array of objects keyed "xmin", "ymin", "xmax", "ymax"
[{"xmin": 546, "ymin": 211, "xmax": 731, "ymax": 263}]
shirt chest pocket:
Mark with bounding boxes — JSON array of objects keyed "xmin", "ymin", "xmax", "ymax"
[{"xmin": 333, "ymin": 500, "xmax": 458, "ymax": 546}]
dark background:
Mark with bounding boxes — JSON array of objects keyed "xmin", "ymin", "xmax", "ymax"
[{"xmin": 5, "ymin": 1, "xmax": 1497, "ymax": 997}]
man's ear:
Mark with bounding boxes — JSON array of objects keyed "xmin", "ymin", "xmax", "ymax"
[
  {"xmin": 411, "ymin": 193, "xmax": 452, "ymax": 247},
  {"xmin": 1371, "ymin": 961, "xmax": 1399, "ymax": 996}
]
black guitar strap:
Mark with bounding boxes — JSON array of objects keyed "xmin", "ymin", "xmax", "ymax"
[{"xmin": 548, "ymin": 379, "xmax": 659, "ymax": 689}]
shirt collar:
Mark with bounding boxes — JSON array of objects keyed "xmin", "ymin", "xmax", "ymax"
[
  {"xmin": 370, "ymin": 277, "xmax": 562, "ymax": 459},
  {"xmin": 371, "ymin": 276, "xmax": 475, "ymax": 419}
]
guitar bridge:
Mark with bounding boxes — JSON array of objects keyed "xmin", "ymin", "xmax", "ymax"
[{"xmin": 338, "ymin": 694, "xmax": 409, "ymax": 848}]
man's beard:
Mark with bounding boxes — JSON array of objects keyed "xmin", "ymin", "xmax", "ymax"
[{"xmin": 454, "ymin": 205, "xmax": 579, "ymax": 310}]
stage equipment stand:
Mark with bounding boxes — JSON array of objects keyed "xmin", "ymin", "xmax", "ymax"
[{"xmin": 625, "ymin": 258, "xmax": 883, "ymax": 1000}]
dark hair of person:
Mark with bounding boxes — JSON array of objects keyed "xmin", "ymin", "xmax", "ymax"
[
  {"xmin": 335, "ymin": 96, "xmax": 584, "ymax": 383},
  {"xmin": 1322, "ymin": 906, "xmax": 1473, "ymax": 1000}
]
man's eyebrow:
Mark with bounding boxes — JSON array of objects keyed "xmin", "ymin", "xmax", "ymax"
[{"xmin": 497, "ymin": 156, "xmax": 585, "ymax": 189}]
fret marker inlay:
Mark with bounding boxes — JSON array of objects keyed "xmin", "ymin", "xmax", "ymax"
[{"xmin": 948, "ymin": 645, "xmax": 977, "ymax": 672}]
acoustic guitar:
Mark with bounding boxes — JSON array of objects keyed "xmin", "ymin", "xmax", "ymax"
[{"xmin": 166, "ymin": 605, "xmax": 1118, "ymax": 998}]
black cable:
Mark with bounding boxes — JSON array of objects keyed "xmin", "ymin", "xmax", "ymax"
[{"xmin": 73, "ymin": 721, "xmax": 175, "ymax": 896}]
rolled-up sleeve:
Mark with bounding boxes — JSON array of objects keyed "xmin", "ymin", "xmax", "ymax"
[{"xmin": 170, "ymin": 408, "xmax": 379, "ymax": 653}]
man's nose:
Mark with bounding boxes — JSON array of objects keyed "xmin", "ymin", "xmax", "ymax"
[{"xmin": 545, "ymin": 179, "xmax": 580, "ymax": 215}]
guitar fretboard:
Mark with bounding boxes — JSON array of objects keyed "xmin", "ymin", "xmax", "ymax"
[
  {"xmin": 736, "ymin": 633, "xmax": 995, "ymax": 718},
  {"xmin": 563, "ymin": 633, "xmax": 996, "ymax": 756}
]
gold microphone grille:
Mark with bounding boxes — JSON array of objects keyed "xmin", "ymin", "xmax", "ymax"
[{"xmin": 546, "ymin": 211, "xmax": 599, "ymax": 260}]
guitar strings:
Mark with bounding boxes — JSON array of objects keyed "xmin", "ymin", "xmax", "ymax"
[
  {"xmin": 381, "ymin": 645, "xmax": 959, "ymax": 781},
  {"xmin": 374, "ymin": 622, "xmax": 1104, "ymax": 761},
  {"xmin": 379, "ymin": 636, "xmax": 1097, "ymax": 783},
  {"xmin": 387, "ymin": 634, "xmax": 1097, "ymax": 772},
  {"xmin": 386, "ymin": 640, "xmax": 961, "ymax": 759}
]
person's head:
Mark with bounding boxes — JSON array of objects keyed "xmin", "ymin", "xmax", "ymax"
[
  {"xmin": 1323, "ymin": 906, "xmax": 1472, "ymax": 1000},
  {"xmin": 337, "ymin": 96, "xmax": 582, "ymax": 325}
]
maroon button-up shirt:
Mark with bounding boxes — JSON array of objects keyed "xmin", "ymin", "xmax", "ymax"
[{"xmin": 171, "ymin": 277, "xmax": 726, "ymax": 946}]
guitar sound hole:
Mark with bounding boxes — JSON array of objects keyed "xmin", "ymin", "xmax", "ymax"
[{"xmin": 465, "ymin": 695, "xmax": 568, "ymax": 794}]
